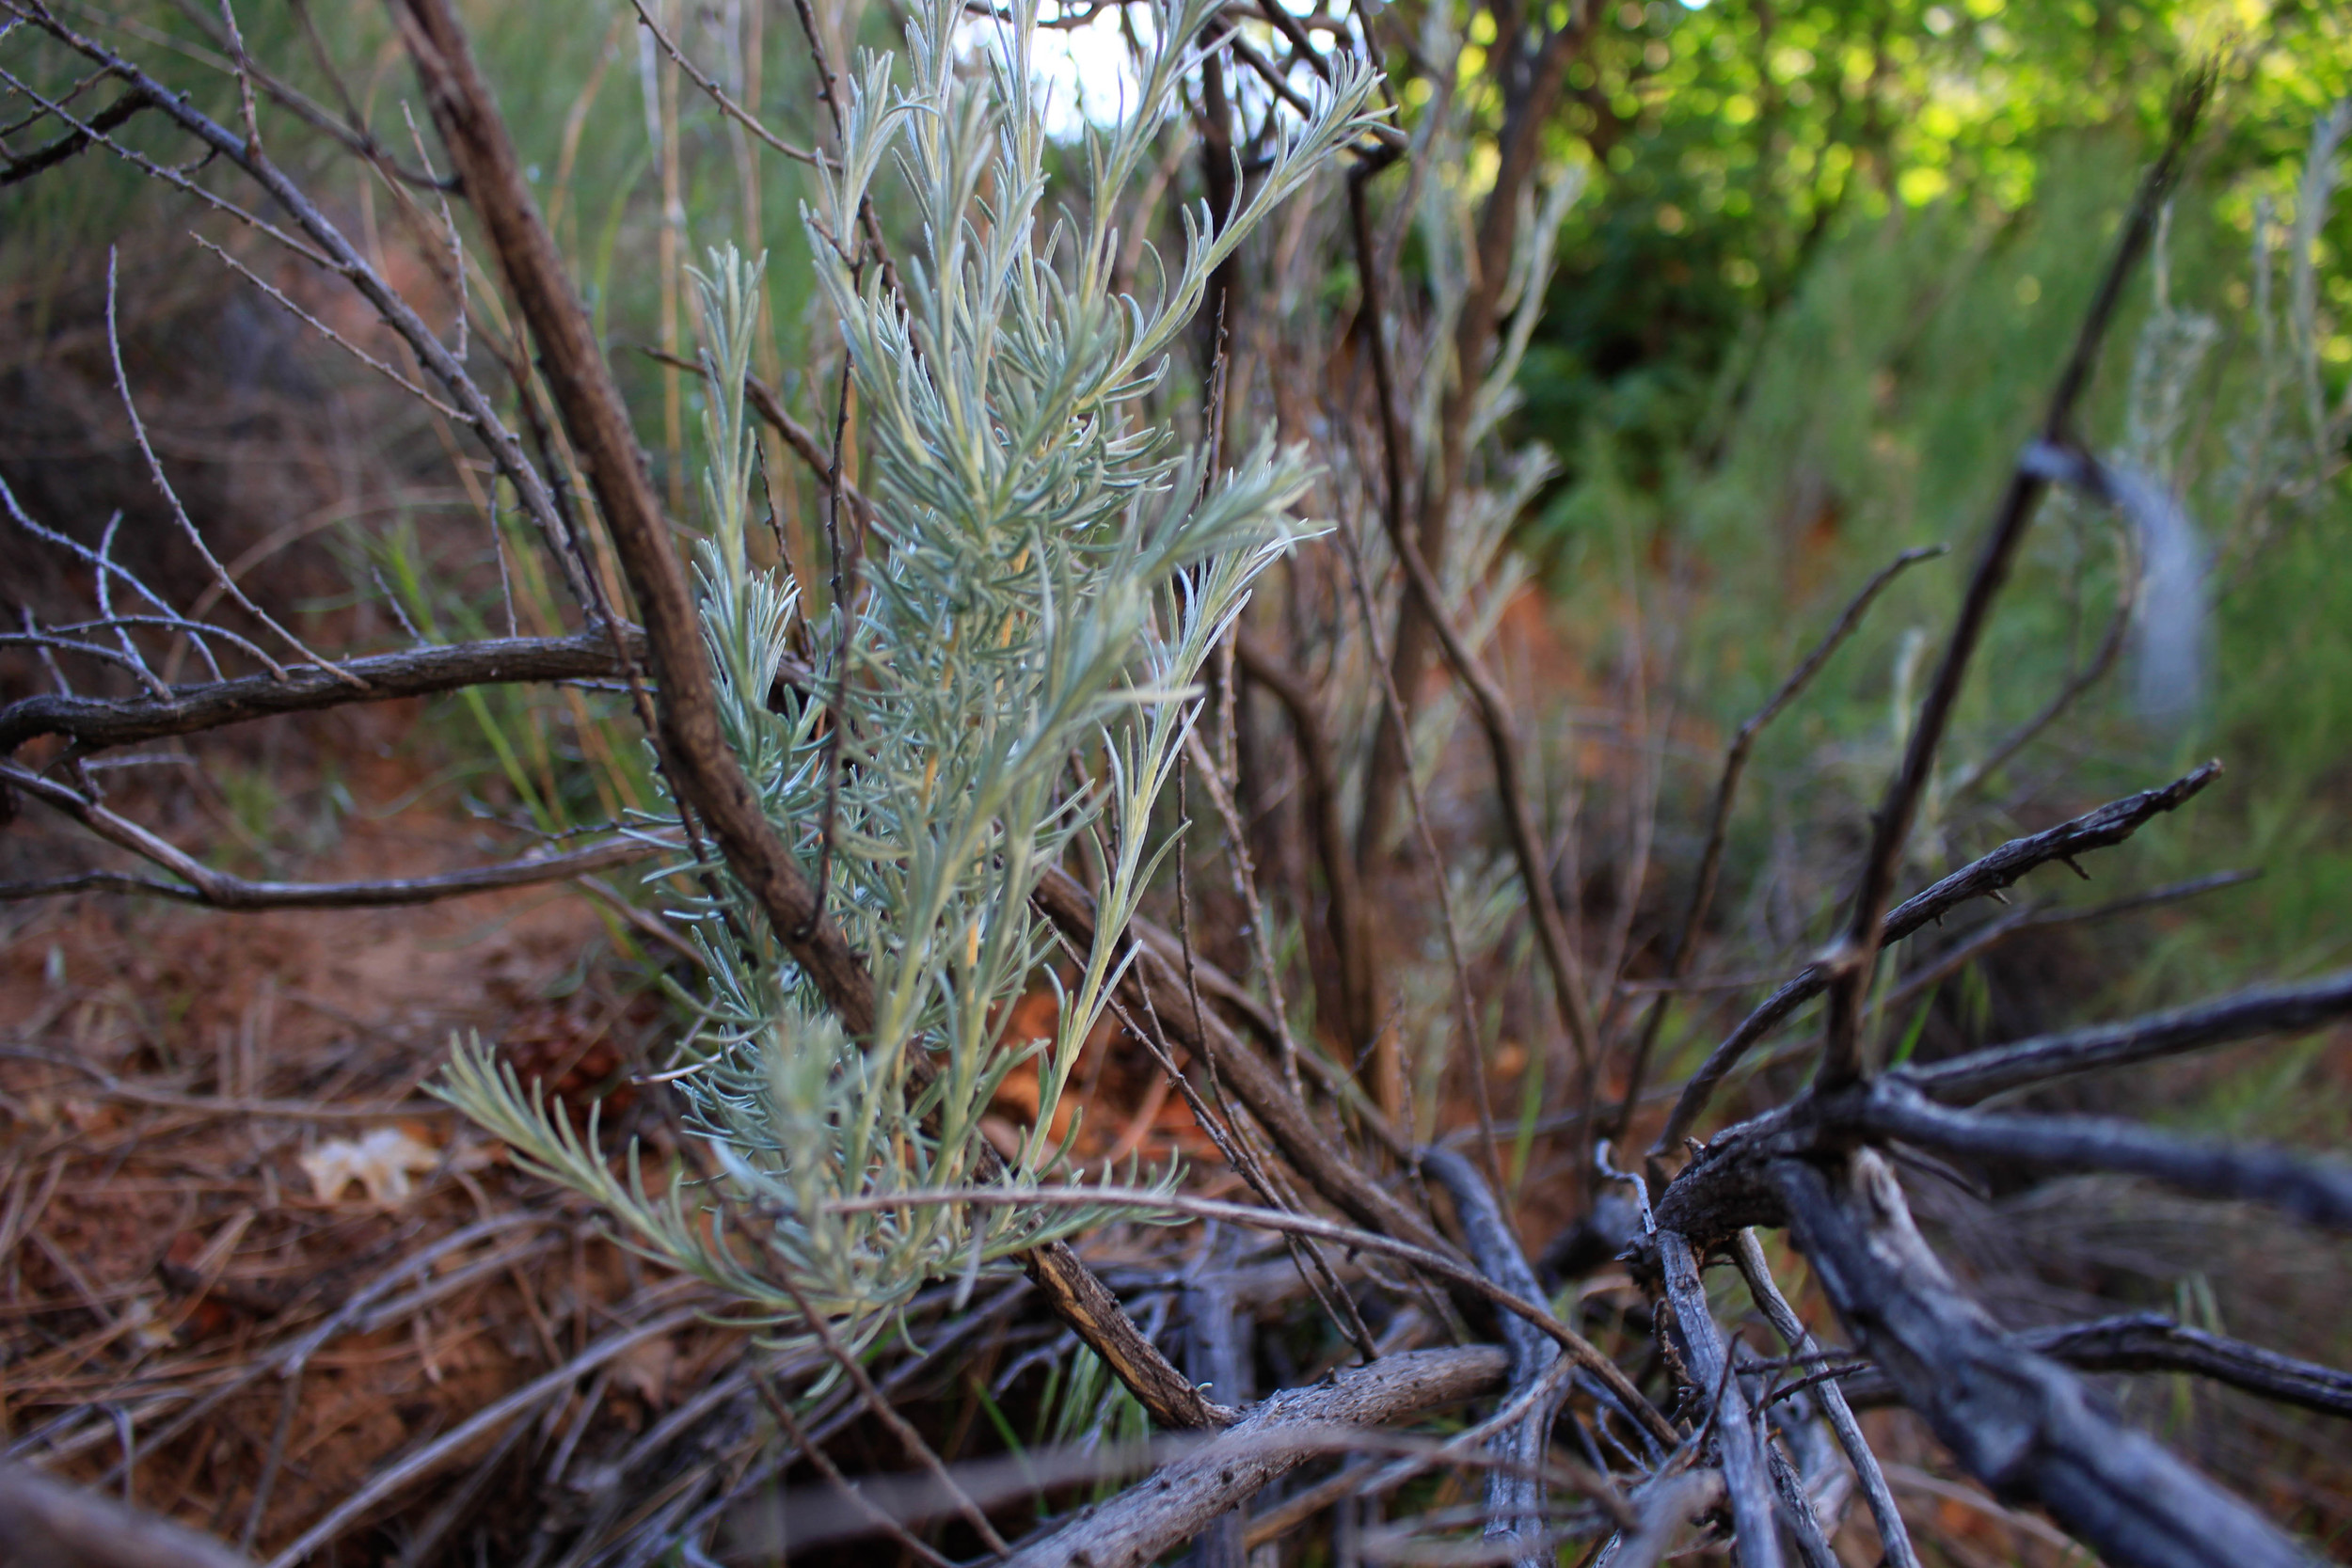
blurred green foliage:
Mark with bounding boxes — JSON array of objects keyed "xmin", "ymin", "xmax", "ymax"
[
  {"xmin": 1521, "ymin": 74, "xmax": 2350, "ymax": 1071},
  {"xmin": 1498, "ymin": 0, "xmax": 2351, "ymax": 469}
]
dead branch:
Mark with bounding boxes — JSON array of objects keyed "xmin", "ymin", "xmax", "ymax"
[
  {"xmin": 1614, "ymin": 546, "xmax": 1947, "ymax": 1134},
  {"xmin": 1896, "ymin": 967, "xmax": 2352, "ymax": 1103},
  {"xmin": 1836, "ymin": 1312, "xmax": 2352, "ymax": 1420},
  {"xmin": 1421, "ymin": 1148, "xmax": 1565, "ymax": 1568},
  {"xmin": 1655, "ymin": 760, "xmax": 2224, "ymax": 1158},
  {"xmin": 1855, "ymin": 1084, "xmax": 2352, "ymax": 1228},
  {"xmin": 0, "ymin": 81, "xmax": 153, "ymax": 185},
  {"xmin": 1773, "ymin": 1151, "xmax": 2319, "ymax": 1568},
  {"xmin": 1002, "ymin": 1346, "xmax": 1512, "ymax": 1568},
  {"xmin": 0, "ymin": 842, "xmax": 660, "ymax": 909},
  {"xmin": 2, "ymin": 630, "xmax": 623, "ymax": 754},
  {"xmin": 389, "ymin": 0, "xmax": 865, "ymax": 1026},
  {"xmin": 1868, "ymin": 868, "xmax": 2260, "ymax": 1025},
  {"xmin": 1656, "ymin": 1230, "xmax": 1785, "ymax": 1568},
  {"xmin": 0, "ymin": 1463, "xmax": 253, "ymax": 1568},
  {"xmin": 1819, "ymin": 74, "xmax": 2211, "ymax": 1090},
  {"xmin": 0, "ymin": 759, "xmax": 665, "ymax": 908},
  {"xmin": 1729, "ymin": 1230, "xmax": 1918, "ymax": 1568}
]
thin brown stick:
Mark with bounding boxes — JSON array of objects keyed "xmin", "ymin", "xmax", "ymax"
[
  {"xmin": 1343, "ymin": 168, "xmax": 1600, "ymax": 1084},
  {"xmin": 0, "ymin": 628, "xmax": 693, "ymax": 755},
  {"xmin": 0, "ymin": 761, "xmax": 660, "ymax": 908},
  {"xmin": 1612, "ymin": 546, "xmax": 1946, "ymax": 1137},
  {"xmin": 1032, "ymin": 866, "xmax": 1454, "ymax": 1257},
  {"xmin": 768, "ymin": 1270, "xmax": 1011, "ymax": 1556}
]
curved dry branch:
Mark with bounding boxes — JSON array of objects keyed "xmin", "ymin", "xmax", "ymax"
[
  {"xmin": 1655, "ymin": 760, "xmax": 2223, "ymax": 1157},
  {"xmin": 1837, "ymin": 1312, "xmax": 2352, "ymax": 1420},
  {"xmin": 1820, "ymin": 75, "xmax": 2210, "ymax": 1089},
  {"xmin": 1774, "ymin": 1151, "xmax": 2321, "ymax": 1568},
  {"xmin": 1003, "ymin": 1346, "xmax": 1511, "ymax": 1568},
  {"xmin": 0, "ymin": 1463, "xmax": 253, "ymax": 1568},
  {"xmin": 1896, "ymin": 969, "xmax": 2352, "ymax": 1104},
  {"xmin": 0, "ymin": 759, "xmax": 666, "ymax": 909},
  {"xmin": 1857, "ymin": 1085, "xmax": 2352, "ymax": 1230},
  {"xmin": 1, "ymin": 631, "xmax": 635, "ymax": 755}
]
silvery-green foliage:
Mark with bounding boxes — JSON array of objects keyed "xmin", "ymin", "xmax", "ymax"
[{"xmin": 442, "ymin": 0, "xmax": 1382, "ymax": 1341}]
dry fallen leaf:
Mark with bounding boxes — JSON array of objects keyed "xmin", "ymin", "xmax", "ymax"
[
  {"xmin": 298, "ymin": 1126, "xmax": 443, "ymax": 1206},
  {"xmin": 612, "ymin": 1335, "xmax": 679, "ymax": 1405}
]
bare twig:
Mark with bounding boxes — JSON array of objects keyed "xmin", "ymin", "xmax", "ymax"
[
  {"xmin": 1613, "ymin": 546, "xmax": 1947, "ymax": 1136},
  {"xmin": 1654, "ymin": 761, "xmax": 2223, "ymax": 1159},
  {"xmin": 1855, "ymin": 1083, "xmax": 2352, "ymax": 1229},
  {"xmin": 1656, "ymin": 1229, "xmax": 1784, "ymax": 1568},
  {"xmin": 0, "ymin": 629, "xmax": 693, "ymax": 755},
  {"xmin": 1032, "ymin": 866, "xmax": 1456, "ymax": 1258},
  {"xmin": 1, "ymin": 760, "xmax": 664, "ymax": 908},
  {"xmin": 628, "ymin": 0, "xmax": 822, "ymax": 166},
  {"xmin": 1003, "ymin": 1347, "xmax": 1512, "ymax": 1568},
  {"xmin": 260, "ymin": 1303, "xmax": 713, "ymax": 1568},
  {"xmin": 1867, "ymin": 868, "xmax": 2259, "ymax": 1026},
  {"xmin": 1836, "ymin": 1312, "xmax": 2352, "ymax": 1420},
  {"xmin": 1819, "ymin": 75, "xmax": 2211, "ymax": 1089},
  {"xmin": 1895, "ymin": 965, "xmax": 2352, "ymax": 1104},
  {"xmin": 1729, "ymin": 1230, "xmax": 1918, "ymax": 1568}
]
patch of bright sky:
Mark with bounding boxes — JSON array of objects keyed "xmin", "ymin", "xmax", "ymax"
[{"xmin": 957, "ymin": 4, "xmax": 1156, "ymax": 141}]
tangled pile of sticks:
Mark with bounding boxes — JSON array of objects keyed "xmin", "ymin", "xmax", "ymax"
[{"xmin": 5, "ymin": 1, "xmax": 2350, "ymax": 1564}]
